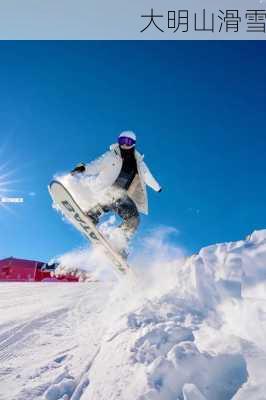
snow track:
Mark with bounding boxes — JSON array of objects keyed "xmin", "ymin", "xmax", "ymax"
[
  {"xmin": 0, "ymin": 283, "xmax": 112, "ymax": 400},
  {"xmin": 0, "ymin": 309, "xmax": 69, "ymax": 362}
]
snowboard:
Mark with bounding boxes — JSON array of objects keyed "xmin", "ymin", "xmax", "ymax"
[{"xmin": 48, "ymin": 180, "xmax": 130, "ymax": 276}]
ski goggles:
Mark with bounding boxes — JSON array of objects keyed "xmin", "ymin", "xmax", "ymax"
[{"xmin": 118, "ymin": 137, "xmax": 136, "ymax": 147}]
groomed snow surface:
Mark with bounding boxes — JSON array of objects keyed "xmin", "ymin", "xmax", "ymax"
[{"xmin": 1, "ymin": 229, "xmax": 266, "ymax": 400}]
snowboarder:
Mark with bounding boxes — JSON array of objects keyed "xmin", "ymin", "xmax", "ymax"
[{"xmin": 70, "ymin": 131, "xmax": 162, "ymax": 244}]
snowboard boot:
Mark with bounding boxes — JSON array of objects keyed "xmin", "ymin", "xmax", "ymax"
[
  {"xmin": 119, "ymin": 248, "xmax": 129, "ymax": 260},
  {"xmin": 86, "ymin": 206, "xmax": 103, "ymax": 226}
]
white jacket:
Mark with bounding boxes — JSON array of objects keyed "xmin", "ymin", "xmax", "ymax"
[{"xmin": 84, "ymin": 144, "xmax": 161, "ymax": 215}]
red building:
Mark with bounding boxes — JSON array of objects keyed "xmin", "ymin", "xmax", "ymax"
[{"xmin": 0, "ymin": 257, "xmax": 78, "ymax": 282}]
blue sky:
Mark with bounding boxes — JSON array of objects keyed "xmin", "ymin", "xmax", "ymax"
[{"xmin": 0, "ymin": 41, "xmax": 266, "ymax": 262}]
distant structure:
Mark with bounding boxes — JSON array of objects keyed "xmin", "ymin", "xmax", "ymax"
[{"xmin": 0, "ymin": 257, "xmax": 79, "ymax": 282}]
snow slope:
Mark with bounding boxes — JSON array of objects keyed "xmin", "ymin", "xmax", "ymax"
[{"xmin": 1, "ymin": 229, "xmax": 266, "ymax": 400}]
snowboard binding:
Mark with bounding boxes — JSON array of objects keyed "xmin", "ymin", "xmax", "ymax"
[{"xmin": 86, "ymin": 205, "xmax": 104, "ymax": 225}]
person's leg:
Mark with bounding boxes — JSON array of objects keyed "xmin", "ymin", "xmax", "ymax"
[
  {"xmin": 86, "ymin": 189, "xmax": 140, "ymax": 241},
  {"xmin": 113, "ymin": 195, "xmax": 140, "ymax": 240},
  {"xmin": 86, "ymin": 205, "xmax": 107, "ymax": 225},
  {"xmin": 87, "ymin": 186, "xmax": 123, "ymax": 224}
]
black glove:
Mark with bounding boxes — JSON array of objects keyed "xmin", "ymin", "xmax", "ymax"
[
  {"xmin": 158, "ymin": 188, "xmax": 162, "ymax": 193},
  {"xmin": 71, "ymin": 163, "xmax": 86, "ymax": 175}
]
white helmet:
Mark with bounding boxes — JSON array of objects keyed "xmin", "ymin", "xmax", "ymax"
[{"xmin": 118, "ymin": 131, "xmax": 136, "ymax": 148}]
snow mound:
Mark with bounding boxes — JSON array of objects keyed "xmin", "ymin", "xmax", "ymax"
[
  {"xmin": 45, "ymin": 369, "xmax": 76, "ymax": 400},
  {"xmin": 79, "ymin": 229, "xmax": 266, "ymax": 400}
]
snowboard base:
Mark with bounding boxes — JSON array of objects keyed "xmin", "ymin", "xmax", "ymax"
[{"xmin": 48, "ymin": 180, "xmax": 131, "ymax": 276}]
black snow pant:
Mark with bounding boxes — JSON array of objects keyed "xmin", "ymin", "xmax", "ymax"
[
  {"xmin": 101, "ymin": 195, "xmax": 140, "ymax": 239},
  {"xmin": 88, "ymin": 192, "xmax": 140, "ymax": 239}
]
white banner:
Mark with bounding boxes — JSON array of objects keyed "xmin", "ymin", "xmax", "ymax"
[{"xmin": 0, "ymin": 0, "xmax": 265, "ymax": 39}]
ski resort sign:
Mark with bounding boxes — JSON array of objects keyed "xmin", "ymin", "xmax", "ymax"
[{"xmin": 0, "ymin": 197, "xmax": 24, "ymax": 204}]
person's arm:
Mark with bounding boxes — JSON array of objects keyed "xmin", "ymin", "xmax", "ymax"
[
  {"xmin": 71, "ymin": 151, "xmax": 110, "ymax": 176},
  {"xmin": 141, "ymin": 161, "xmax": 162, "ymax": 192}
]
